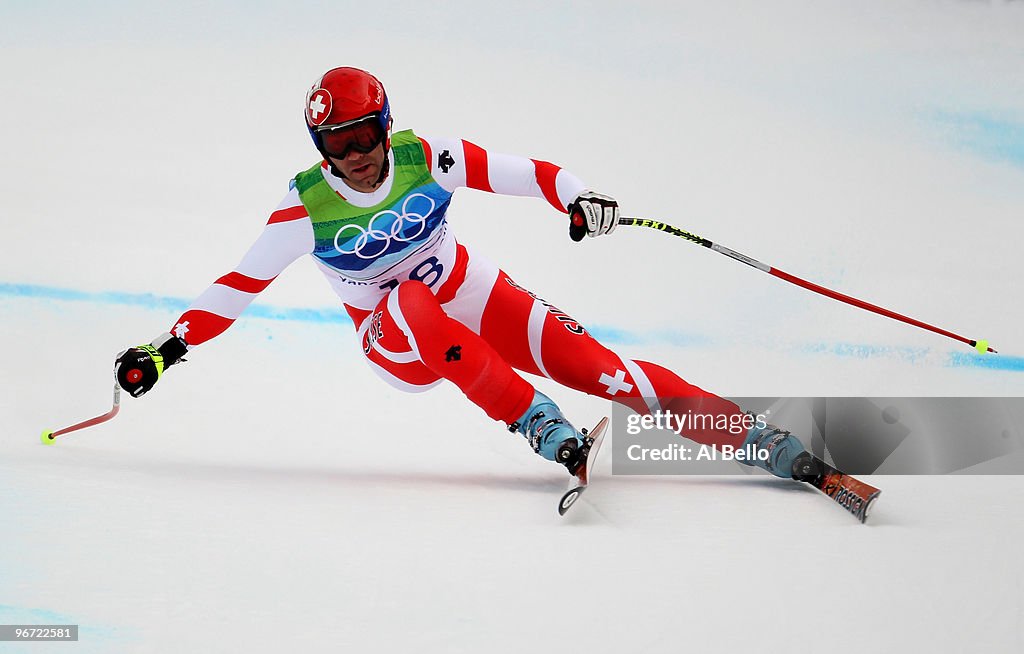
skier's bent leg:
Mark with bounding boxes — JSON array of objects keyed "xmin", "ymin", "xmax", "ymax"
[
  {"xmin": 386, "ymin": 281, "xmax": 532, "ymax": 422},
  {"xmin": 474, "ymin": 272, "xmax": 811, "ymax": 477},
  {"xmin": 365, "ymin": 281, "xmax": 587, "ymax": 469}
]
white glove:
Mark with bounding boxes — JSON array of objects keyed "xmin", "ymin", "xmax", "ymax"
[{"xmin": 567, "ymin": 190, "xmax": 619, "ymax": 241}]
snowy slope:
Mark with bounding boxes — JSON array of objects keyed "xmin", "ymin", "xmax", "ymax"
[{"xmin": 3, "ymin": 2, "xmax": 1024, "ymax": 652}]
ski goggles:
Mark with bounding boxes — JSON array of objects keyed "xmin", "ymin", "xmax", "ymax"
[{"xmin": 317, "ymin": 115, "xmax": 386, "ymax": 159}]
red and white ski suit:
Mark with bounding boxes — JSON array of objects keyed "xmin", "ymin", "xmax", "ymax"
[{"xmin": 167, "ymin": 135, "xmax": 747, "ymax": 449}]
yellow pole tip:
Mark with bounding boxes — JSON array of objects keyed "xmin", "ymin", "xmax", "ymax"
[
  {"xmin": 40, "ymin": 430, "xmax": 55, "ymax": 445},
  {"xmin": 974, "ymin": 339, "xmax": 989, "ymax": 354}
]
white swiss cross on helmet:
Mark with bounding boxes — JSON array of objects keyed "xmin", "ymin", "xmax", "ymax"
[{"xmin": 306, "ymin": 88, "xmax": 333, "ymax": 126}]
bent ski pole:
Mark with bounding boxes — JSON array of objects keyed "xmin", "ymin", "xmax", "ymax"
[
  {"xmin": 41, "ymin": 384, "xmax": 122, "ymax": 445},
  {"xmin": 617, "ymin": 216, "xmax": 996, "ymax": 354}
]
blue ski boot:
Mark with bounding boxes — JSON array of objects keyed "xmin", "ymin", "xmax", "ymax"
[
  {"xmin": 509, "ymin": 390, "xmax": 586, "ymax": 474},
  {"xmin": 741, "ymin": 422, "xmax": 815, "ymax": 479}
]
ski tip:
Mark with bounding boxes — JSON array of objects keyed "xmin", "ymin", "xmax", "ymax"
[{"xmin": 40, "ymin": 429, "xmax": 56, "ymax": 446}]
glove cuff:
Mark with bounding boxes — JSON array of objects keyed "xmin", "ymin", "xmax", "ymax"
[
  {"xmin": 136, "ymin": 344, "xmax": 165, "ymax": 378},
  {"xmin": 151, "ymin": 332, "xmax": 189, "ymax": 369}
]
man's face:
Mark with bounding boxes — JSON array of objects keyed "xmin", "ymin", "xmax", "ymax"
[{"xmin": 329, "ymin": 142, "xmax": 386, "ymax": 193}]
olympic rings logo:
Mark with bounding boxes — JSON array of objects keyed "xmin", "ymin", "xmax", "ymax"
[{"xmin": 333, "ymin": 193, "xmax": 437, "ymax": 260}]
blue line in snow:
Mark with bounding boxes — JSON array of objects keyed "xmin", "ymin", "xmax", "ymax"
[
  {"xmin": 948, "ymin": 351, "xmax": 1024, "ymax": 373},
  {"xmin": 804, "ymin": 340, "xmax": 1024, "ymax": 373},
  {"xmin": 928, "ymin": 109, "xmax": 1024, "ymax": 168},
  {"xmin": 802, "ymin": 342, "xmax": 932, "ymax": 364},
  {"xmin": 1, "ymin": 282, "xmax": 1018, "ymax": 372},
  {"xmin": 0, "ymin": 282, "xmax": 346, "ymax": 324}
]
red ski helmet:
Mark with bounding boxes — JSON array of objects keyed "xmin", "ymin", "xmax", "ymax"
[{"xmin": 305, "ymin": 67, "xmax": 392, "ymax": 161}]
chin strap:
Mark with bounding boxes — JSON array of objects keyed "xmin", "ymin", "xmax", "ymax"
[{"xmin": 374, "ymin": 155, "xmax": 391, "ymax": 186}]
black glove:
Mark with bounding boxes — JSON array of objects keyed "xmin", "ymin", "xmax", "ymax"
[
  {"xmin": 567, "ymin": 190, "xmax": 619, "ymax": 242},
  {"xmin": 115, "ymin": 333, "xmax": 188, "ymax": 398}
]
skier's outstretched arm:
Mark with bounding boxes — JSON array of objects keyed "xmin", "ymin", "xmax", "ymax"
[
  {"xmin": 418, "ymin": 135, "xmax": 619, "ymax": 238},
  {"xmin": 115, "ymin": 190, "xmax": 314, "ymax": 397}
]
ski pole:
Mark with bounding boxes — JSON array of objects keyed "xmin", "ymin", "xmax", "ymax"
[
  {"xmin": 605, "ymin": 216, "xmax": 996, "ymax": 354},
  {"xmin": 40, "ymin": 384, "xmax": 122, "ymax": 445}
]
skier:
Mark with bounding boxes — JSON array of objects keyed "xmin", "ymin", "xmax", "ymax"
[{"xmin": 114, "ymin": 66, "xmax": 813, "ymax": 481}]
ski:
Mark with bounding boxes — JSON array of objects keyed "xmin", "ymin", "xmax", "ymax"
[
  {"xmin": 799, "ymin": 456, "xmax": 881, "ymax": 523},
  {"xmin": 557, "ymin": 417, "xmax": 609, "ymax": 516}
]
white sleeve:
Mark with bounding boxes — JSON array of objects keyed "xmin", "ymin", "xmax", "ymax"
[
  {"xmin": 420, "ymin": 135, "xmax": 586, "ymax": 212},
  {"xmin": 167, "ymin": 188, "xmax": 314, "ymax": 346}
]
